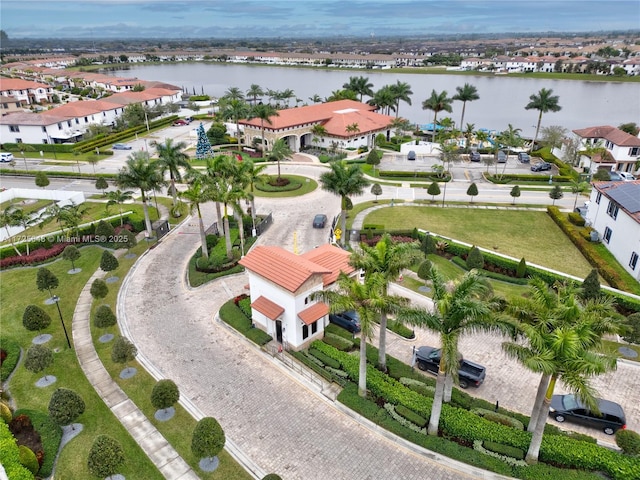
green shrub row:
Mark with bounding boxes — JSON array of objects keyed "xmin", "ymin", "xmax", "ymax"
[
  {"xmin": 536, "ymin": 147, "xmax": 579, "ymax": 180},
  {"xmin": 324, "ymin": 323, "xmax": 355, "ymax": 340},
  {"xmin": 486, "ymin": 174, "xmax": 572, "ymax": 184},
  {"xmin": 0, "ymin": 338, "xmax": 21, "ymax": 382},
  {"xmin": 314, "ymin": 341, "xmax": 640, "ymax": 479},
  {"xmin": 0, "ymin": 422, "xmax": 34, "ymax": 480},
  {"xmin": 218, "ymin": 300, "xmax": 272, "ymax": 346},
  {"xmin": 289, "ymin": 351, "xmax": 348, "ymax": 387},
  {"xmin": 2, "ymin": 143, "xmax": 75, "ymax": 154},
  {"xmin": 395, "ymin": 404, "xmax": 427, "ymax": 428},
  {"xmin": 472, "ymin": 408, "xmax": 525, "ymax": 430},
  {"xmin": 14, "ymin": 409, "xmax": 62, "ymax": 478},
  {"xmin": 386, "ymin": 319, "xmax": 415, "ymax": 339},
  {"xmin": 0, "ymin": 169, "xmax": 117, "ymax": 180},
  {"xmin": 322, "ymin": 332, "xmax": 354, "ymax": 351},
  {"xmin": 483, "ymin": 440, "xmax": 526, "ymax": 460},
  {"xmin": 379, "ymin": 170, "xmax": 450, "ymax": 181},
  {"xmin": 450, "ymin": 256, "xmax": 530, "ymax": 285},
  {"xmin": 308, "ymin": 348, "xmax": 341, "ymax": 369},
  {"xmin": 567, "ymin": 212, "xmax": 586, "ymax": 226}
]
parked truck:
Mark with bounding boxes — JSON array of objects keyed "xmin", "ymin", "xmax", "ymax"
[{"xmin": 414, "ymin": 346, "xmax": 486, "ymax": 389}]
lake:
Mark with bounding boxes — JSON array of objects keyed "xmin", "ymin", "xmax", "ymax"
[{"xmin": 110, "ymin": 63, "xmax": 640, "ymax": 138}]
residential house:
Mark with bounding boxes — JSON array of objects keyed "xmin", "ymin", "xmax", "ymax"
[
  {"xmin": 238, "ymin": 99, "xmax": 394, "ymax": 152},
  {"xmin": 585, "ymin": 181, "xmax": 640, "ymax": 281},
  {"xmin": 238, "ymin": 244, "xmax": 355, "ymax": 350},
  {"xmin": 0, "ymin": 78, "xmax": 54, "ymax": 105},
  {"xmin": 571, "ymin": 126, "xmax": 640, "ymax": 175},
  {"xmin": 0, "ymin": 111, "xmax": 78, "ymax": 144}
]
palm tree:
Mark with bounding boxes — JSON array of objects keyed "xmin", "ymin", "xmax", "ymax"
[
  {"xmin": 503, "ymin": 280, "xmax": 619, "ymax": 463},
  {"xmin": 452, "ymin": 83, "xmax": 479, "ymax": 132},
  {"xmin": 422, "ymin": 90, "xmax": 453, "ymax": 142},
  {"xmin": 308, "ymin": 94, "xmax": 323, "ymax": 104},
  {"xmin": 497, "ymin": 124, "xmax": 524, "ymax": 177},
  {"xmin": 279, "ymin": 88, "xmax": 295, "ymax": 108},
  {"xmin": 313, "ymin": 272, "xmax": 407, "ymax": 397},
  {"xmin": 368, "ymin": 86, "xmax": 396, "ymax": 116},
  {"xmin": 389, "ymin": 118, "xmax": 412, "ymax": 139},
  {"xmin": 463, "ymin": 123, "xmax": 475, "ymax": 153},
  {"xmin": 269, "ymin": 138, "xmax": 293, "ymax": 181},
  {"xmin": 246, "ymin": 84, "xmax": 264, "ymax": 105},
  {"xmin": 319, "ymin": 161, "xmax": 370, "ymax": 247},
  {"xmin": 345, "ymin": 123, "xmax": 360, "ymax": 138},
  {"xmin": 0, "ymin": 206, "xmax": 22, "ymax": 256},
  {"xmin": 389, "ymin": 81, "xmax": 413, "ymax": 118},
  {"xmin": 106, "ymin": 189, "xmax": 134, "ymax": 226},
  {"xmin": 525, "ymin": 88, "xmax": 562, "ymax": 152},
  {"xmin": 237, "ymin": 160, "xmax": 267, "ymax": 232},
  {"xmin": 9, "ymin": 208, "xmax": 38, "ymax": 255},
  {"xmin": 180, "ymin": 175, "xmax": 212, "ymax": 259},
  {"xmin": 203, "ymin": 154, "xmax": 235, "ymax": 236},
  {"xmin": 343, "ymin": 76, "xmax": 374, "ymax": 101},
  {"xmin": 399, "ymin": 267, "xmax": 507, "ymax": 436},
  {"xmin": 311, "ymin": 124, "xmax": 328, "ymax": 148},
  {"xmin": 571, "ymin": 180, "xmax": 591, "ymax": 209},
  {"xmin": 218, "ymin": 97, "xmax": 250, "ymax": 145},
  {"xmin": 117, "ymin": 151, "xmax": 165, "ymax": 238},
  {"xmin": 349, "ymin": 234, "xmax": 421, "ymax": 370},
  {"xmin": 248, "ymin": 103, "xmax": 279, "ymax": 154},
  {"xmin": 223, "ymin": 87, "xmax": 244, "ymax": 101},
  {"xmin": 152, "ymin": 138, "xmax": 191, "ymax": 207}
]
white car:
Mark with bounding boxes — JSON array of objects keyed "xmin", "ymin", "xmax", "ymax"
[
  {"xmin": 0, "ymin": 152, "xmax": 14, "ymax": 162},
  {"xmin": 618, "ymin": 172, "xmax": 636, "ymax": 181}
]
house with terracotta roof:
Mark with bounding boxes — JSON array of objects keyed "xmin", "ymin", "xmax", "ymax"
[
  {"xmin": 238, "ymin": 244, "xmax": 355, "ymax": 350},
  {"xmin": 585, "ymin": 181, "xmax": 640, "ymax": 280},
  {"xmin": 0, "ymin": 78, "xmax": 54, "ymax": 105},
  {"xmin": 238, "ymin": 100, "xmax": 395, "ymax": 153},
  {"xmin": 571, "ymin": 126, "xmax": 640, "ymax": 175}
]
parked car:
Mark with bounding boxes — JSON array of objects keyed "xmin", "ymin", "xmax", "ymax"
[
  {"xmin": 329, "ymin": 310, "xmax": 361, "ymax": 333},
  {"xmin": 549, "ymin": 394, "xmax": 626, "ymax": 435},
  {"xmin": 496, "ymin": 150, "xmax": 507, "ymax": 163},
  {"xmin": 0, "ymin": 152, "xmax": 14, "ymax": 162},
  {"xmin": 407, "ymin": 150, "xmax": 416, "ymax": 161},
  {"xmin": 173, "ymin": 118, "xmax": 191, "ymax": 126},
  {"xmin": 469, "ymin": 151, "xmax": 481, "ymax": 162},
  {"xmin": 618, "ymin": 172, "xmax": 636, "ymax": 181},
  {"xmin": 112, "ymin": 143, "xmax": 132, "ymax": 150},
  {"xmin": 517, "ymin": 152, "xmax": 530, "ymax": 163},
  {"xmin": 414, "ymin": 346, "xmax": 486, "ymax": 388},
  {"xmin": 531, "ymin": 162, "xmax": 552, "ymax": 172},
  {"xmin": 312, "ymin": 214, "xmax": 327, "ymax": 228}
]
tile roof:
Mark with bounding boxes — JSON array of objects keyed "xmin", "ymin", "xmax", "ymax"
[
  {"xmin": 239, "ymin": 100, "xmax": 394, "ymax": 137},
  {"xmin": 45, "ymin": 100, "xmax": 121, "ymax": 118},
  {"xmin": 101, "ymin": 87, "xmax": 180, "ymax": 106},
  {"xmin": 250, "ymin": 296, "xmax": 284, "ymax": 320},
  {"xmin": 0, "ymin": 78, "xmax": 50, "ymax": 91},
  {"xmin": 573, "ymin": 126, "xmax": 640, "ymax": 147},
  {"xmin": 239, "ymin": 246, "xmax": 331, "ymax": 292},
  {"xmin": 298, "ymin": 302, "xmax": 330, "ymax": 325},
  {"xmin": 0, "ymin": 111, "xmax": 69, "ymax": 126},
  {"xmin": 300, "ymin": 244, "xmax": 355, "ymax": 286}
]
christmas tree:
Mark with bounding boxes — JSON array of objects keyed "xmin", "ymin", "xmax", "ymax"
[{"xmin": 195, "ymin": 123, "xmax": 213, "ymax": 159}]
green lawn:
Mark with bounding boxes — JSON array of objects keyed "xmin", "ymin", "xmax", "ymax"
[
  {"xmin": 0, "ymin": 198, "xmax": 53, "ymax": 215},
  {"xmin": 364, "ymin": 206, "xmax": 594, "ymax": 278},
  {"xmin": 253, "ymin": 174, "xmax": 318, "ymax": 197}
]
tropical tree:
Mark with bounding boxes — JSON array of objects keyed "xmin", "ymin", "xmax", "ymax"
[
  {"xmin": 95, "ymin": 177, "xmax": 109, "ymax": 195},
  {"xmin": 389, "ymin": 81, "xmax": 413, "ymax": 118},
  {"xmin": 427, "ymin": 181, "xmax": 441, "ymax": 201},
  {"xmin": 248, "ymin": 103, "xmax": 279, "ymax": 153},
  {"xmin": 62, "ymin": 245, "xmax": 81, "ymax": 271},
  {"xmin": 180, "ymin": 175, "xmax": 212, "ymax": 260},
  {"xmin": 0, "ymin": 206, "xmax": 22, "ymax": 256},
  {"xmin": 452, "ymin": 83, "xmax": 479, "ymax": 131},
  {"xmin": 311, "ymin": 124, "xmax": 328, "ymax": 148},
  {"xmin": 388, "ymin": 117, "xmax": 412, "ymax": 139},
  {"xmin": 246, "ymin": 84, "xmax": 264, "ymax": 105},
  {"xmin": 218, "ymin": 97, "xmax": 250, "ymax": 145},
  {"xmin": 370, "ymin": 183, "xmax": 382, "ymax": 202},
  {"xmin": 223, "ymin": 87, "xmax": 244, "ymax": 101},
  {"xmin": 36, "ymin": 267, "xmax": 59, "ymax": 300},
  {"xmin": 152, "ymin": 138, "xmax": 191, "ymax": 208},
  {"xmin": 422, "ymin": 90, "xmax": 453, "ymax": 141},
  {"xmin": 571, "ymin": 180, "xmax": 590, "ymax": 209},
  {"xmin": 343, "ymin": 76, "xmax": 374, "ymax": 101},
  {"xmin": 35, "ymin": 171, "xmax": 50, "ymax": 189},
  {"xmin": 326, "ymin": 89, "xmax": 359, "ymax": 102},
  {"xmin": 349, "ymin": 234, "xmax": 420, "ymax": 370},
  {"xmin": 368, "ymin": 86, "xmax": 396, "ymax": 116},
  {"xmin": 269, "ymin": 138, "xmax": 293, "ymax": 181},
  {"xmin": 497, "ymin": 124, "xmax": 524, "ymax": 176},
  {"xmin": 106, "ymin": 189, "xmax": 134, "ymax": 226},
  {"xmin": 525, "ymin": 88, "xmax": 562, "ymax": 152},
  {"xmin": 549, "ymin": 185, "xmax": 564, "ymax": 205},
  {"xmin": 345, "ymin": 123, "xmax": 360, "ymax": 137},
  {"xmin": 116, "ymin": 151, "xmax": 165, "ymax": 237},
  {"xmin": 313, "ymin": 272, "xmax": 408, "ymax": 397},
  {"xmin": 319, "ymin": 161, "xmax": 370, "ymax": 246},
  {"xmin": 399, "ymin": 267, "xmax": 507, "ymax": 435},
  {"xmin": 238, "ymin": 159, "xmax": 267, "ymax": 232},
  {"xmin": 510, "ymin": 185, "xmax": 521, "ymax": 204}
]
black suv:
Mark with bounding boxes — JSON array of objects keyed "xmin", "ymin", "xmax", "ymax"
[
  {"xmin": 531, "ymin": 162, "xmax": 552, "ymax": 172},
  {"xmin": 329, "ymin": 310, "xmax": 361, "ymax": 333},
  {"xmin": 549, "ymin": 394, "xmax": 626, "ymax": 435}
]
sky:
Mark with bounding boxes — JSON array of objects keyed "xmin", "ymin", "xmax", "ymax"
[{"xmin": 1, "ymin": 0, "xmax": 639, "ymax": 40}]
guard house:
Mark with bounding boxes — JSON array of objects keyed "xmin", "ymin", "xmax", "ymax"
[{"xmin": 238, "ymin": 244, "xmax": 355, "ymax": 350}]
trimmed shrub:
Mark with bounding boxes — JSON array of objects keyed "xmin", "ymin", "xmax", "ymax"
[
  {"xmin": 417, "ymin": 259, "xmax": 432, "ymax": 280},
  {"xmin": 309, "ymin": 348, "xmax": 341, "ymax": 369},
  {"xmin": 95, "ymin": 220, "xmax": 116, "ymax": 243},
  {"xmin": 87, "ymin": 435, "xmax": 125, "ymax": 478},
  {"xmin": 218, "ymin": 300, "xmax": 272, "ymax": 346},
  {"xmin": 192, "ymin": 417, "xmax": 225, "ymax": 459},
  {"xmin": 94, "ymin": 305, "xmax": 117, "ymax": 328},
  {"xmin": 395, "ymin": 405, "xmax": 427, "ymax": 428},
  {"xmin": 322, "ymin": 332, "xmax": 354, "ymax": 351},
  {"xmin": 14, "ymin": 408, "xmax": 61, "ymax": 477},
  {"xmin": 516, "ymin": 257, "xmax": 527, "ymax": 278},
  {"xmin": 89, "ymin": 279, "xmax": 109, "ymax": 300},
  {"xmin": 262, "ymin": 475, "xmax": 283, "ymax": 480},
  {"xmin": 482, "ymin": 441, "xmax": 525, "ymax": 461},
  {"xmin": 622, "ymin": 313, "xmax": 640, "ymax": 345},
  {"xmin": 1, "ymin": 401, "xmax": 13, "ymax": 424},
  {"xmin": 581, "ymin": 268, "xmax": 601, "ymax": 300},
  {"xmin": 100, "ymin": 250, "xmax": 119, "ymax": 274},
  {"xmin": 472, "ymin": 408, "xmax": 525, "ymax": 430},
  {"xmin": 421, "ymin": 233, "xmax": 437, "ymax": 255},
  {"xmin": 48, "ymin": 388, "xmax": 85, "ymax": 428},
  {"xmin": 24, "ymin": 345, "xmax": 53, "ymax": 375},
  {"xmin": 568, "ymin": 212, "xmax": 586, "ymax": 226},
  {"xmin": 0, "ymin": 338, "xmax": 21, "ymax": 382},
  {"xmin": 111, "ymin": 336, "xmax": 137, "ymax": 366},
  {"xmin": 616, "ymin": 429, "xmax": 640, "ymax": 456},
  {"xmin": 466, "ymin": 246, "xmax": 485, "ymax": 270},
  {"xmin": 62, "ymin": 245, "xmax": 81, "ymax": 270},
  {"xmin": 151, "ymin": 380, "xmax": 180, "ymax": 411},
  {"xmin": 18, "ymin": 445, "xmax": 39, "ymax": 475},
  {"xmin": 22, "ymin": 305, "xmax": 52, "ymax": 332}
]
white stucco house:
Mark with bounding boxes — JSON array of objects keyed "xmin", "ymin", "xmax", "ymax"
[
  {"xmin": 585, "ymin": 180, "xmax": 640, "ymax": 281},
  {"xmin": 238, "ymin": 244, "xmax": 355, "ymax": 350},
  {"xmin": 571, "ymin": 126, "xmax": 640, "ymax": 175}
]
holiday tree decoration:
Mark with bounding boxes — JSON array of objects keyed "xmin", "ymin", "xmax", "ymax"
[{"xmin": 195, "ymin": 123, "xmax": 213, "ymax": 159}]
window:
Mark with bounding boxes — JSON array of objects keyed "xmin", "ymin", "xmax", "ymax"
[
  {"xmin": 311, "ymin": 321, "xmax": 318, "ymax": 335},
  {"xmin": 302, "ymin": 324, "xmax": 309, "ymax": 339},
  {"xmin": 9, "ymin": 125, "xmax": 19, "ymax": 132},
  {"xmin": 605, "ymin": 140, "xmax": 614, "ymax": 149},
  {"xmin": 595, "ymin": 192, "xmax": 602, "ymax": 204},
  {"xmin": 629, "ymin": 147, "xmax": 639, "ymax": 157},
  {"xmin": 42, "ymin": 126, "xmax": 47, "ymax": 133},
  {"xmin": 606, "ymin": 202, "xmax": 619, "ymax": 220},
  {"xmin": 603, "ymin": 227, "xmax": 612, "ymax": 244},
  {"xmin": 630, "ymin": 252, "xmax": 639, "ymax": 270}
]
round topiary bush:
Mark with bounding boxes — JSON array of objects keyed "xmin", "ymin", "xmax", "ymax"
[
  {"xmin": 151, "ymin": 379, "xmax": 180, "ymax": 411},
  {"xmin": 417, "ymin": 260, "xmax": 432, "ymax": 280},
  {"xmin": 87, "ymin": 434, "xmax": 125, "ymax": 478},
  {"xmin": 466, "ymin": 246, "xmax": 485, "ymax": 270},
  {"xmin": 90, "ymin": 279, "xmax": 109, "ymax": 301},
  {"xmin": 94, "ymin": 305, "xmax": 117, "ymax": 328},
  {"xmin": 191, "ymin": 417, "xmax": 225, "ymax": 460},
  {"xmin": 22, "ymin": 305, "xmax": 52, "ymax": 332},
  {"xmin": 48, "ymin": 388, "xmax": 85, "ymax": 428},
  {"xmin": 262, "ymin": 474, "xmax": 283, "ymax": 480},
  {"xmin": 0, "ymin": 401, "xmax": 12, "ymax": 424},
  {"xmin": 615, "ymin": 428, "xmax": 640, "ymax": 455},
  {"xmin": 24, "ymin": 345, "xmax": 53, "ymax": 375},
  {"xmin": 18, "ymin": 445, "xmax": 39, "ymax": 475}
]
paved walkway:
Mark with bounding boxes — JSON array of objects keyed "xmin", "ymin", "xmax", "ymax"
[{"xmin": 72, "ymin": 250, "xmax": 199, "ymax": 479}]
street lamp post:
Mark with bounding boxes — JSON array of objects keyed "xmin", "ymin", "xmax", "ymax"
[
  {"xmin": 52, "ymin": 295, "xmax": 72, "ymax": 349},
  {"xmin": 21, "ymin": 151, "xmax": 28, "ymax": 171}
]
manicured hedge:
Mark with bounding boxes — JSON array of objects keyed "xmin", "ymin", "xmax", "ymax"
[
  {"xmin": 0, "ymin": 338, "xmax": 21, "ymax": 382},
  {"xmin": 483, "ymin": 440, "xmax": 525, "ymax": 460},
  {"xmin": 395, "ymin": 404, "xmax": 427, "ymax": 428},
  {"xmin": 486, "ymin": 174, "xmax": 573, "ymax": 183},
  {"xmin": 379, "ymin": 170, "xmax": 450, "ymax": 181},
  {"xmin": 14, "ymin": 409, "xmax": 62, "ymax": 478},
  {"xmin": 218, "ymin": 300, "xmax": 272, "ymax": 346},
  {"xmin": 322, "ymin": 332, "xmax": 354, "ymax": 351}
]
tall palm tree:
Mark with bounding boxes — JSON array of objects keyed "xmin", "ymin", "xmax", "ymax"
[
  {"xmin": 497, "ymin": 124, "xmax": 524, "ymax": 177},
  {"xmin": 349, "ymin": 234, "xmax": 421, "ymax": 370},
  {"xmin": 345, "ymin": 123, "xmax": 360, "ymax": 138},
  {"xmin": 389, "ymin": 81, "xmax": 413, "ymax": 118},
  {"xmin": 269, "ymin": 138, "xmax": 293, "ymax": 181},
  {"xmin": 503, "ymin": 279, "xmax": 619, "ymax": 464},
  {"xmin": 279, "ymin": 88, "xmax": 295, "ymax": 108},
  {"xmin": 180, "ymin": 175, "xmax": 212, "ymax": 259},
  {"xmin": 9, "ymin": 207, "xmax": 38, "ymax": 255},
  {"xmin": 571, "ymin": 180, "xmax": 590, "ymax": 209},
  {"xmin": 463, "ymin": 123, "xmax": 475, "ymax": 153},
  {"xmin": 525, "ymin": 88, "xmax": 562, "ymax": 152},
  {"xmin": 246, "ymin": 84, "xmax": 264, "ymax": 105},
  {"xmin": 400, "ymin": 267, "xmax": 508, "ymax": 436},
  {"xmin": 313, "ymin": 272, "xmax": 407, "ymax": 397},
  {"xmin": 422, "ymin": 90, "xmax": 453, "ymax": 142},
  {"xmin": 106, "ymin": 189, "xmax": 134, "ymax": 226},
  {"xmin": 237, "ymin": 160, "xmax": 267, "ymax": 232},
  {"xmin": 343, "ymin": 76, "xmax": 374, "ymax": 101},
  {"xmin": 311, "ymin": 124, "xmax": 328, "ymax": 148},
  {"xmin": 0, "ymin": 206, "xmax": 22, "ymax": 256},
  {"xmin": 248, "ymin": 103, "xmax": 279, "ymax": 154},
  {"xmin": 389, "ymin": 118, "xmax": 412, "ymax": 139},
  {"xmin": 319, "ymin": 161, "xmax": 370, "ymax": 247},
  {"xmin": 223, "ymin": 87, "xmax": 244, "ymax": 101},
  {"xmin": 152, "ymin": 138, "xmax": 191, "ymax": 207},
  {"xmin": 368, "ymin": 86, "xmax": 396, "ymax": 116},
  {"xmin": 452, "ymin": 83, "xmax": 479, "ymax": 131},
  {"xmin": 203, "ymin": 154, "xmax": 235, "ymax": 236},
  {"xmin": 117, "ymin": 151, "xmax": 165, "ymax": 237},
  {"xmin": 218, "ymin": 97, "xmax": 250, "ymax": 145},
  {"xmin": 308, "ymin": 94, "xmax": 323, "ymax": 104}
]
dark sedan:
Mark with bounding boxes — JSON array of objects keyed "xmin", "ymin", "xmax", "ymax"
[
  {"xmin": 313, "ymin": 214, "xmax": 327, "ymax": 228},
  {"xmin": 549, "ymin": 394, "xmax": 626, "ymax": 435},
  {"xmin": 469, "ymin": 152, "xmax": 481, "ymax": 162},
  {"xmin": 329, "ymin": 311, "xmax": 361, "ymax": 333},
  {"xmin": 531, "ymin": 162, "xmax": 552, "ymax": 172}
]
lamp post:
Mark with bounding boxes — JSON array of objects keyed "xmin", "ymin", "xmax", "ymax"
[
  {"xmin": 52, "ymin": 295, "xmax": 72, "ymax": 349},
  {"xmin": 21, "ymin": 150, "xmax": 28, "ymax": 171}
]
